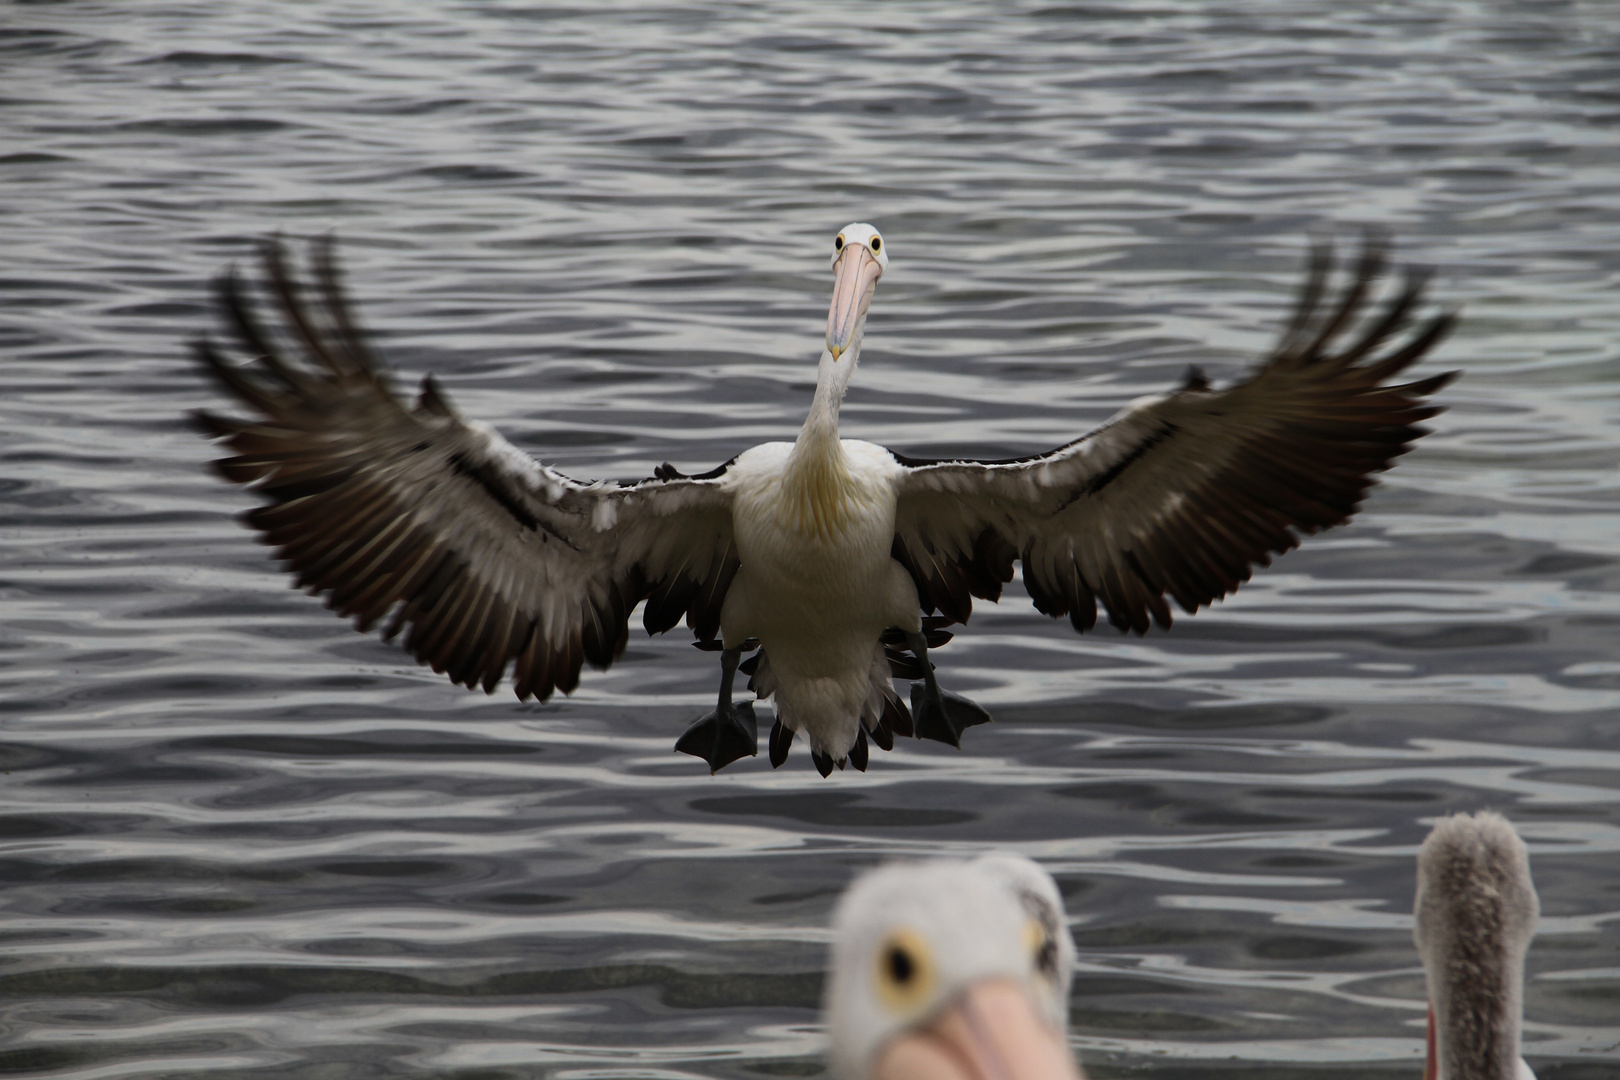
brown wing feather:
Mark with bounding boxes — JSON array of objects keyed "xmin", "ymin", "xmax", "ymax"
[
  {"xmin": 194, "ymin": 238, "xmax": 736, "ymax": 701},
  {"xmin": 891, "ymin": 236, "xmax": 1457, "ymax": 635}
]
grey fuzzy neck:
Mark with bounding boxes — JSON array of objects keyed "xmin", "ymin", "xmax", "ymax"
[{"xmin": 1414, "ymin": 812, "xmax": 1538, "ymax": 1080}]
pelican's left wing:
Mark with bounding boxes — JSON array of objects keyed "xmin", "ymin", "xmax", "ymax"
[
  {"xmin": 193, "ymin": 239, "xmax": 738, "ymax": 702},
  {"xmin": 888, "ymin": 239, "xmax": 1456, "ymax": 633}
]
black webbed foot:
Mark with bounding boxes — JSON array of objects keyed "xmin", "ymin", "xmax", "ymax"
[
  {"xmin": 910, "ymin": 683, "xmax": 992, "ymax": 748},
  {"xmin": 769, "ymin": 718, "xmax": 794, "ymax": 768},
  {"xmin": 675, "ymin": 701, "xmax": 758, "ymax": 773},
  {"xmin": 901, "ymin": 626, "xmax": 992, "ymax": 749}
]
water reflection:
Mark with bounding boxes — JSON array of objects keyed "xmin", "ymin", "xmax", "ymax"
[{"xmin": 3, "ymin": 1, "xmax": 1620, "ymax": 1077}]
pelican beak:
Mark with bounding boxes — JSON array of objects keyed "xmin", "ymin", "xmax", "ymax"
[
  {"xmin": 872, "ymin": 979, "xmax": 1082, "ymax": 1080},
  {"xmin": 1423, "ymin": 1003, "xmax": 1438, "ymax": 1080},
  {"xmin": 826, "ymin": 242, "xmax": 883, "ymax": 360}
]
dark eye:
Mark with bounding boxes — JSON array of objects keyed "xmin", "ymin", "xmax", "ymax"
[
  {"xmin": 834, "ymin": 235, "xmax": 845, "ymax": 251},
  {"xmin": 886, "ymin": 945, "xmax": 914, "ymax": 985},
  {"xmin": 875, "ymin": 928, "xmax": 934, "ymax": 1012},
  {"xmin": 1026, "ymin": 918, "xmax": 1059, "ymax": 980},
  {"xmin": 870, "ymin": 236, "xmax": 881, "ymax": 253}
]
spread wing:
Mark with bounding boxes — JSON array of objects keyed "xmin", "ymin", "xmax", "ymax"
[
  {"xmin": 889, "ymin": 237, "xmax": 1457, "ymax": 633},
  {"xmin": 193, "ymin": 239, "xmax": 738, "ymax": 701}
]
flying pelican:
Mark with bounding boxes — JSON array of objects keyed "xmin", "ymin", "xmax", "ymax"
[
  {"xmin": 825, "ymin": 854, "xmax": 1081, "ymax": 1080},
  {"xmin": 1416, "ymin": 811, "xmax": 1540, "ymax": 1080},
  {"xmin": 824, "ymin": 815, "xmax": 1541, "ymax": 1080},
  {"xmin": 193, "ymin": 225, "xmax": 1454, "ymax": 775}
]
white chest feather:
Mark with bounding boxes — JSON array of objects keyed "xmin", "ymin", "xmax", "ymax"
[
  {"xmin": 727, "ymin": 441, "xmax": 900, "ymax": 610},
  {"xmin": 718, "ymin": 442, "xmax": 915, "ymax": 754}
]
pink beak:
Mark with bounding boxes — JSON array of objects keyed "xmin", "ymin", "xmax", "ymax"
[
  {"xmin": 826, "ymin": 243, "xmax": 883, "ymax": 360},
  {"xmin": 871, "ymin": 979, "xmax": 1084, "ymax": 1080}
]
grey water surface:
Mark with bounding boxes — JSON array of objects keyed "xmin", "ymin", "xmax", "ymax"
[{"xmin": 3, "ymin": 2, "xmax": 1619, "ymax": 1077}]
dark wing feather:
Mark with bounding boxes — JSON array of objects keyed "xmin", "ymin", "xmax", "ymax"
[
  {"xmin": 194, "ymin": 238, "xmax": 737, "ymax": 700},
  {"xmin": 889, "ymin": 236, "xmax": 1457, "ymax": 635}
]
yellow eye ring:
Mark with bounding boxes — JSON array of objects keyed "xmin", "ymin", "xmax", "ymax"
[
  {"xmin": 1023, "ymin": 917, "xmax": 1044, "ymax": 957},
  {"xmin": 870, "ymin": 235, "xmax": 881, "ymax": 253},
  {"xmin": 835, "ymin": 235, "xmax": 845, "ymax": 251},
  {"xmin": 1024, "ymin": 916, "xmax": 1060, "ymax": 983},
  {"xmin": 874, "ymin": 928, "xmax": 935, "ymax": 1016}
]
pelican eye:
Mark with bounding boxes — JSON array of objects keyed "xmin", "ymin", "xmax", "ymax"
[
  {"xmin": 834, "ymin": 234, "xmax": 845, "ymax": 251},
  {"xmin": 869, "ymin": 235, "xmax": 881, "ymax": 253},
  {"xmin": 874, "ymin": 928, "xmax": 935, "ymax": 1015},
  {"xmin": 1023, "ymin": 917, "xmax": 1057, "ymax": 980}
]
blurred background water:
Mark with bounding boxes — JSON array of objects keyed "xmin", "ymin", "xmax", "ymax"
[{"xmin": 2, "ymin": 2, "xmax": 1619, "ymax": 1077}]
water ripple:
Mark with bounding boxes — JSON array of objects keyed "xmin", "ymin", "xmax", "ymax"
[{"xmin": 3, "ymin": 2, "xmax": 1619, "ymax": 1076}]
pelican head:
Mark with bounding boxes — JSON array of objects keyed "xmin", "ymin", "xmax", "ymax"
[
  {"xmin": 826, "ymin": 855, "xmax": 1082, "ymax": 1080},
  {"xmin": 1415, "ymin": 811, "xmax": 1540, "ymax": 1080},
  {"xmin": 826, "ymin": 222, "xmax": 888, "ymax": 361}
]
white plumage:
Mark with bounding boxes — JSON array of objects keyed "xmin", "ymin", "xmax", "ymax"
[
  {"xmin": 826, "ymin": 855, "xmax": 1079, "ymax": 1080},
  {"xmin": 195, "ymin": 224, "xmax": 1454, "ymax": 775}
]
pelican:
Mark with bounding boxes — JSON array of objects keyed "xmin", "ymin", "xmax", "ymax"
[
  {"xmin": 825, "ymin": 855, "xmax": 1081, "ymax": 1080},
  {"xmin": 824, "ymin": 815, "xmax": 1541, "ymax": 1080},
  {"xmin": 194, "ymin": 225, "xmax": 1454, "ymax": 775},
  {"xmin": 1416, "ymin": 811, "xmax": 1540, "ymax": 1080}
]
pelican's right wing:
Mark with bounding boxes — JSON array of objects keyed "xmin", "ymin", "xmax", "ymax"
[
  {"xmin": 888, "ymin": 238, "xmax": 1456, "ymax": 633},
  {"xmin": 194, "ymin": 240, "xmax": 739, "ymax": 701}
]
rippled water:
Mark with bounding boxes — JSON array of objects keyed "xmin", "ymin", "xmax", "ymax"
[{"xmin": 4, "ymin": 2, "xmax": 1619, "ymax": 1077}]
